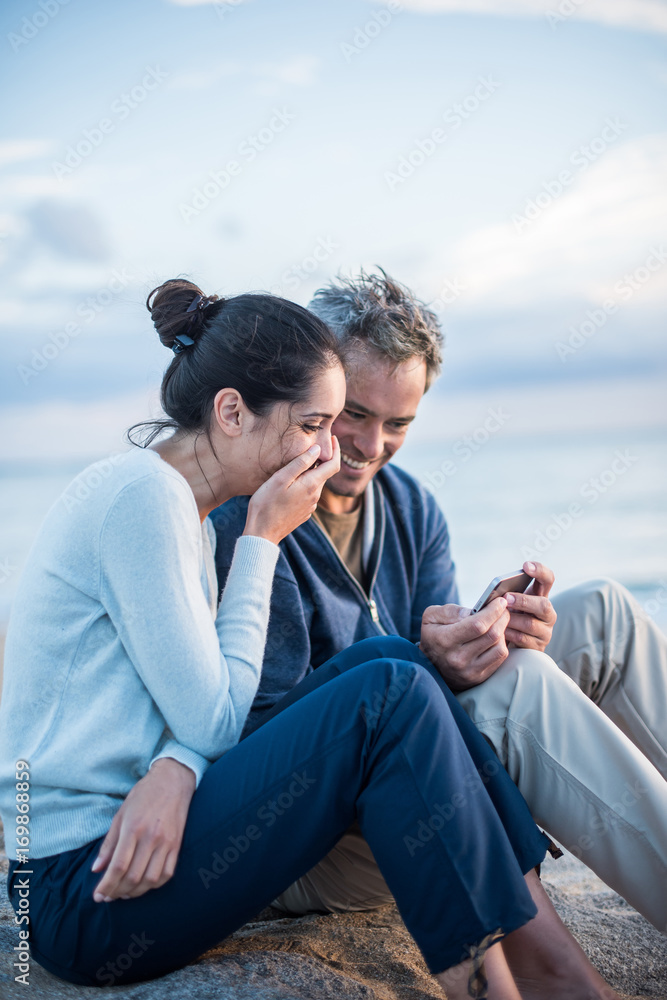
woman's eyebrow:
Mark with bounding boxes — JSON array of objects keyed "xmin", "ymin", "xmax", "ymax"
[{"xmin": 301, "ymin": 411, "xmax": 333, "ymax": 419}]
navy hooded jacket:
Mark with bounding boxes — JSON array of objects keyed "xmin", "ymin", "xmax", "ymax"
[{"xmin": 210, "ymin": 463, "xmax": 458, "ymax": 736}]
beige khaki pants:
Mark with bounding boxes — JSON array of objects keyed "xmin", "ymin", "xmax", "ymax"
[{"xmin": 273, "ymin": 579, "xmax": 667, "ymax": 931}]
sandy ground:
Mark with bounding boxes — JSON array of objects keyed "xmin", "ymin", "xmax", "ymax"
[
  {"xmin": 0, "ymin": 636, "xmax": 665, "ymax": 997},
  {"xmin": 0, "ymin": 816, "xmax": 665, "ymax": 998}
]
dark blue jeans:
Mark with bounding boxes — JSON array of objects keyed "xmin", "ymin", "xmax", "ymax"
[{"xmin": 8, "ymin": 636, "xmax": 548, "ymax": 986}]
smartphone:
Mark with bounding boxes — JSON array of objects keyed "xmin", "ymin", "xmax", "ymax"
[{"xmin": 471, "ymin": 570, "xmax": 532, "ymax": 613}]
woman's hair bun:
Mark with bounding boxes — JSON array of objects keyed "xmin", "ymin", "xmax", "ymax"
[{"xmin": 147, "ymin": 278, "xmax": 221, "ymax": 349}]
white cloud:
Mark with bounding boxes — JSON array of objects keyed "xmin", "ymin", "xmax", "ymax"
[
  {"xmin": 0, "ymin": 174, "xmax": 72, "ymax": 198},
  {"xmin": 259, "ymin": 55, "xmax": 319, "ymax": 86},
  {"xmin": 167, "ymin": 61, "xmax": 241, "ymax": 91},
  {"xmin": 168, "ymin": 55, "xmax": 319, "ymax": 92},
  {"xmin": 429, "ymin": 133, "xmax": 667, "ymax": 308},
  {"xmin": 389, "ymin": 0, "xmax": 667, "ymax": 35},
  {"xmin": 0, "ymin": 139, "xmax": 53, "ymax": 169}
]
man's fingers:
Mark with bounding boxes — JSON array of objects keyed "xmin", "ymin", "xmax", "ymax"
[
  {"xmin": 507, "ymin": 612, "xmax": 540, "ymax": 636},
  {"xmin": 422, "ymin": 597, "xmax": 508, "ymax": 650},
  {"xmin": 450, "ymin": 635, "xmax": 510, "ymax": 687},
  {"xmin": 423, "ymin": 601, "xmax": 509, "ymax": 662},
  {"xmin": 473, "ymin": 596, "xmax": 510, "ymax": 626},
  {"xmin": 505, "ymin": 592, "xmax": 555, "ymax": 622},
  {"xmin": 421, "ymin": 603, "xmax": 470, "ymax": 627},
  {"xmin": 523, "ymin": 561, "xmax": 555, "ymax": 597},
  {"xmin": 505, "ymin": 626, "xmax": 551, "ymax": 650},
  {"xmin": 506, "ymin": 614, "xmax": 553, "ymax": 646},
  {"xmin": 458, "ymin": 609, "xmax": 510, "ymax": 657},
  {"xmin": 470, "ymin": 639, "xmax": 510, "ymax": 678},
  {"xmin": 423, "ymin": 596, "xmax": 507, "ymax": 631}
]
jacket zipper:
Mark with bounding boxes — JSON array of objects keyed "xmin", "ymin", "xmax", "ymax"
[{"xmin": 311, "ymin": 501, "xmax": 387, "ymax": 635}]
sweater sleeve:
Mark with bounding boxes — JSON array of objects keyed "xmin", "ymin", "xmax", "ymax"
[
  {"xmin": 99, "ymin": 472, "xmax": 279, "ymax": 762},
  {"xmin": 149, "ymin": 737, "xmax": 211, "ymax": 787}
]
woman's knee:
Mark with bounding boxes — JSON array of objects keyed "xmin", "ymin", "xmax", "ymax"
[
  {"xmin": 348, "ymin": 635, "xmax": 425, "ymax": 666},
  {"xmin": 351, "ymin": 656, "xmax": 442, "ymax": 726}
]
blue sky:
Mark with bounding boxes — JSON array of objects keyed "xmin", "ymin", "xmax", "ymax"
[{"xmin": 1, "ymin": 0, "xmax": 666, "ymax": 460}]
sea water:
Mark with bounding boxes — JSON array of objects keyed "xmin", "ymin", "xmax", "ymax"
[{"xmin": 1, "ymin": 426, "xmax": 665, "ymax": 632}]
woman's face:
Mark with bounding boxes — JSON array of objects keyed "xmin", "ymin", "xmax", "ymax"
[{"xmin": 246, "ymin": 362, "xmax": 346, "ymax": 489}]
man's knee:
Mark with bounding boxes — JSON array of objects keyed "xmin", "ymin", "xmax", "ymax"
[
  {"xmin": 458, "ymin": 649, "xmax": 580, "ymax": 751},
  {"xmin": 464, "ymin": 648, "xmax": 570, "ymax": 715},
  {"xmin": 552, "ymin": 577, "xmax": 630, "ymax": 616},
  {"xmin": 498, "ymin": 648, "xmax": 565, "ymax": 692}
]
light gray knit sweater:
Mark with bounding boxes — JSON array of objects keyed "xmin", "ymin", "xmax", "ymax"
[{"xmin": 0, "ymin": 447, "xmax": 279, "ymax": 859}]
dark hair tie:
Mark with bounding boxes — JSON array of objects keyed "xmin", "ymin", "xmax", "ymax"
[
  {"xmin": 172, "ymin": 333, "xmax": 195, "ymax": 354},
  {"xmin": 172, "ymin": 295, "xmax": 217, "ymax": 353}
]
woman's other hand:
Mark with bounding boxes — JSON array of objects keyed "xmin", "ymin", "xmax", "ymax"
[
  {"xmin": 244, "ymin": 436, "xmax": 341, "ymax": 545},
  {"xmin": 91, "ymin": 757, "xmax": 196, "ymax": 902}
]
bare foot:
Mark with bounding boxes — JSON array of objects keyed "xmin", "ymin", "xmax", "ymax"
[{"xmin": 501, "ymin": 870, "xmax": 622, "ymax": 1000}]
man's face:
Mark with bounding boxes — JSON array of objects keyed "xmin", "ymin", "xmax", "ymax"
[{"xmin": 320, "ymin": 349, "xmax": 427, "ymax": 512}]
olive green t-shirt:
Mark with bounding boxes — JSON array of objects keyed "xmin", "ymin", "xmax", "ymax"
[{"xmin": 313, "ymin": 501, "xmax": 365, "ymax": 588}]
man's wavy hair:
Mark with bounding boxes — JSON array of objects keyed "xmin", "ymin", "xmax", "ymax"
[{"xmin": 308, "ymin": 269, "xmax": 444, "ymax": 391}]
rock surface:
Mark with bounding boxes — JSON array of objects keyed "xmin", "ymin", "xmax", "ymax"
[{"xmin": 0, "ymin": 820, "xmax": 665, "ymax": 999}]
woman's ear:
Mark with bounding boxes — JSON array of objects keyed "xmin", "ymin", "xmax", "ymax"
[{"xmin": 212, "ymin": 388, "xmax": 247, "ymax": 438}]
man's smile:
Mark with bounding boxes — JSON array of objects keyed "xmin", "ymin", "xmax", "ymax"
[{"xmin": 340, "ymin": 451, "xmax": 374, "ymax": 471}]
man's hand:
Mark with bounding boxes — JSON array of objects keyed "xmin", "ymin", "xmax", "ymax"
[
  {"xmin": 91, "ymin": 757, "xmax": 196, "ymax": 903},
  {"xmin": 420, "ymin": 596, "xmax": 511, "ymax": 692},
  {"xmin": 504, "ymin": 561, "xmax": 557, "ymax": 652}
]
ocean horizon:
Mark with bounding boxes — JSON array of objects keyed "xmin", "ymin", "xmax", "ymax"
[{"xmin": 2, "ymin": 421, "xmax": 665, "ymax": 634}]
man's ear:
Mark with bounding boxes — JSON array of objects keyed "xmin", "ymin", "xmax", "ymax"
[{"xmin": 212, "ymin": 388, "xmax": 247, "ymax": 438}]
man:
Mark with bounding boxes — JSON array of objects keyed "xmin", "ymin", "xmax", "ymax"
[{"xmin": 211, "ymin": 270, "xmax": 667, "ymax": 930}]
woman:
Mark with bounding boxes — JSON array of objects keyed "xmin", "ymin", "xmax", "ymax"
[{"xmin": 0, "ymin": 280, "xmax": 617, "ymax": 1000}]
